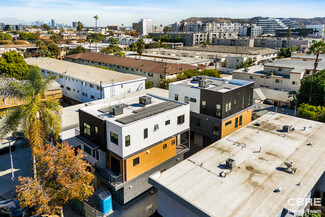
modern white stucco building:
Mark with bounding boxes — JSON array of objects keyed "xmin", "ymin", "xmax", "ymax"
[{"xmin": 25, "ymin": 57, "xmax": 146, "ymax": 103}]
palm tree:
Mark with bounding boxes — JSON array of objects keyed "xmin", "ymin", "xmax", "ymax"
[
  {"xmin": 136, "ymin": 38, "xmax": 145, "ymax": 56},
  {"xmin": 0, "ymin": 67, "xmax": 62, "ymax": 176},
  {"xmin": 93, "ymin": 15, "xmax": 99, "ymax": 32},
  {"xmin": 307, "ymin": 40, "xmax": 325, "ymax": 78}
]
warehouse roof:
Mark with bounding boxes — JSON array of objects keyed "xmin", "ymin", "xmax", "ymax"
[
  {"xmin": 25, "ymin": 57, "xmax": 145, "ymax": 85},
  {"xmin": 149, "ymin": 113, "xmax": 325, "ymax": 217},
  {"xmin": 65, "ymin": 52, "xmax": 198, "ymax": 75}
]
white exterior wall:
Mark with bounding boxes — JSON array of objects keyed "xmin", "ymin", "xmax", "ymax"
[
  {"xmin": 41, "ymin": 69, "xmax": 145, "ymax": 103},
  {"xmin": 169, "ymin": 83, "xmax": 201, "ymax": 113},
  {"xmin": 106, "ymin": 103, "xmax": 190, "ymax": 158},
  {"xmin": 157, "ymin": 190, "xmax": 200, "ymax": 217},
  {"xmin": 233, "ymin": 72, "xmax": 301, "ymax": 92}
]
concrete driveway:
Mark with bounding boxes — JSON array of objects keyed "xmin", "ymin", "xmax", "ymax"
[{"xmin": 0, "ymin": 146, "xmax": 33, "ymax": 198}]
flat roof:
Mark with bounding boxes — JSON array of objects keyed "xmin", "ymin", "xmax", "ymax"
[
  {"xmin": 176, "ymin": 46, "xmax": 278, "ymax": 55},
  {"xmin": 62, "ymin": 88, "xmax": 168, "ymax": 132},
  {"xmin": 265, "ymin": 58, "xmax": 325, "ymax": 71},
  {"xmin": 65, "ymin": 52, "xmax": 198, "ymax": 75},
  {"xmin": 172, "ymin": 76, "xmax": 253, "ymax": 93},
  {"xmin": 150, "ymin": 113, "xmax": 325, "ymax": 217},
  {"xmin": 25, "ymin": 57, "xmax": 145, "ymax": 86},
  {"xmin": 80, "ymin": 91, "xmax": 186, "ymax": 126}
]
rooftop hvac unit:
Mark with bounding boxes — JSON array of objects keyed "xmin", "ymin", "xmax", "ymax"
[
  {"xmin": 109, "ymin": 105, "xmax": 124, "ymax": 116},
  {"xmin": 226, "ymin": 158, "xmax": 235, "ymax": 169},
  {"xmin": 282, "ymin": 125, "xmax": 290, "ymax": 132},
  {"xmin": 199, "ymin": 80, "xmax": 209, "ymax": 88},
  {"xmin": 139, "ymin": 96, "xmax": 152, "ymax": 105}
]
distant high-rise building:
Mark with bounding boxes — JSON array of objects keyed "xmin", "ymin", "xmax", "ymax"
[
  {"xmin": 72, "ymin": 21, "xmax": 77, "ymax": 28},
  {"xmin": 51, "ymin": 19, "xmax": 56, "ymax": 27},
  {"xmin": 257, "ymin": 18, "xmax": 287, "ymax": 34},
  {"xmin": 138, "ymin": 19, "xmax": 153, "ymax": 35}
]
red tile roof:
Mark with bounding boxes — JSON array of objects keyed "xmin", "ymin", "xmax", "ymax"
[{"xmin": 65, "ymin": 52, "xmax": 198, "ymax": 75}]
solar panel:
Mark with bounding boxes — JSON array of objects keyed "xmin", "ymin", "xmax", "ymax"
[{"xmin": 116, "ymin": 101, "xmax": 182, "ymax": 124}]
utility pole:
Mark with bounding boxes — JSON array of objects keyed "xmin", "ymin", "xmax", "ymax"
[{"xmin": 8, "ymin": 137, "xmax": 15, "ymax": 195}]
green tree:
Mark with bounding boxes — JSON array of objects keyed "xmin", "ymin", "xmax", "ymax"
[
  {"xmin": 286, "ymin": 26, "xmax": 292, "ymax": 38},
  {"xmin": 0, "ymin": 50, "xmax": 30, "ymax": 80},
  {"xmin": 307, "ymin": 40, "xmax": 325, "ymax": 78},
  {"xmin": 278, "ymin": 46, "xmax": 299, "ymax": 58},
  {"xmin": 16, "ymin": 142, "xmax": 94, "ymax": 216},
  {"xmin": 87, "ymin": 33, "xmax": 105, "ymax": 42},
  {"xmin": 297, "ymin": 70, "xmax": 325, "ymax": 106},
  {"xmin": 237, "ymin": 58, "xmax": 255, "ymax": 69},
  {"xmin": 136, "ymin": 38, "xmax": 145, "ymax": 56},
  {"xmin": 297, "ymin": 103, "xmax": 325, "ymax": 122},
  {"xmin": 47, "ymin": 43, "xmax": 61, "ymax": 58},
  {"xmin": 145, "ymin": 81, "xmax": 153, "ymax": 89},
  {"xmin": 76, "ymin": 21, "xmax": 84, "ymax": 33},
  {"xmin": 66, "ymin": 45, "xmax": 88, "ymax": 55},
  {"xmin": 50, "ymin": 34, "xmax": 62, "ymax": 43},
  {"xmin": 0, "ymin": 32, "xmax": 13, "ymax": 41},
  {"xmin": 163, "ymin": 26, "xmax": 172, "ymax": 32},
  {"xmin": 0, "ymin": 67, "xmax": 62, "ymax": 176},
  {"xmin": 41, "ymin": 24, "xmax": 51, "ymax": 31},
  {"xmin": 19, "ymin": 32, "xmax": 35, "ymax": 41},
  {"xmin": 0, "ymin": 40, "xmax": 13, "ymax": 45},
  {"xmin": 114, "ymin": 51, "xmax": 126, "ymax": 57},
  {"xmin": 108, "ymin": 37, "xmax": 118, "ymax": 45}
]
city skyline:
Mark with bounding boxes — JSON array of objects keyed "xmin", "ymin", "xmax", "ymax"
[{"xmin": 0, "ymin": 0, "xmax": 325, "ymax": 26}]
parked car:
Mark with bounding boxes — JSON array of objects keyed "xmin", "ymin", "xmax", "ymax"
[{"xmin": 0, "ymin": 199, "xmax": 28, "ymax": 217}]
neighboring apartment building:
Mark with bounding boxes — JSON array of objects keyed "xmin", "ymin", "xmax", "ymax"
[
  {"xmin": 72, "ymin": 93, "xmax": 190, "ymax": 205},
  {"xmin": 65, "ymin": 52, "xmax": 198, "ymax": 86},
  {"xmin": 169, "ymin": 76, "xmax": 254, "ymax": 147},
  {"xmin": 257, "ymin": 18, "xmax": 288, "ymax": 34},
  {"xmin": 213, "ymin": 38, "xmax": 254, "ymax": 47},
  {"xmin": 306, "ymin": 25, "xmax": 325, "ymax": 38},
  {"xmin": 149, "ymin": 113, "xmax": 325, "ymax": 217},
  {"xmin": 275, "ymin": 28, "xmax": 317, "ymax": 38},
  {"xmin": 0, "ymin": 79, "xmax": 62, "ymax": 112},
  {"xmin": 25, "ymin": 57, "xmax": 146, "ymax": 103},
  {"xmin": 253, "ymin": 37, "xmax": 320, "ymax": 49},
  {"xmin": 138, "ymin": 19, "xmax": 153, "ymax": 35},
  {"xmin": 232, "ymin": 58, "xmax": 325, "ymax": 92},
  {"xmin": 238, "ymin": 24, "xmax": 263, "ymax": 37}
]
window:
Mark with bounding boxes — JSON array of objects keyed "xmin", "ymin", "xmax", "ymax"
[
  {"xmin": 174, "ymin": 94, "xmax": 178, "ymax": 101},
  {"xmin": 171, "ymin": 140, "xmax": 175, "ymax": 145},
  {"xmin": 83, "ymin": 123, "xmax": 91, "ymax": 136},
  {"xmin": 148, "ymin": 72, "xmax": 154, "ymax": 77},
  {"xmin": 95, "ymin": 126, "xmax": 98, "ymax": 134},
  {"xmin": 225, "ymin": 102, "xmax": 231, "ymax": 112},
  {"xmin": 97, "ymin": 86, "xmax": 101, "ymax": 90},
  {"xmin": 67, "ymin": 87, "xmax": 71, "ymax": 91},
  {"xmin": 225, "ymin": 121, "xmax": 232, "ymax": 126},
  {"xmin": 165, "ymin": 120, "xmax": 170, "ymax": 125},
  {"xmin": 248, "ymin": 95, "xmax": 251, "ymax": 106},
  {"xmin": 190, "ymin": 98, "xmax": 197, "ymax": 103},
  {"xmin": 292, "ymin": 81, "xmax": 297, "ymax": 85},
  {"xmin": 59, "ymin": 75, "xmax": 63, "ymax": 78},
  {"xmin": 121, "ymin": 84, "xmax": 123, "ymax": 88},
  {"xmin": 235, "ymin": 117, "xmax": 238, "ymax": 128},
  {"xmin": 278, "ymin": 68, "xmax": 282, "ymax": 71},
  {"xmin": 133, "ymin": 157, "xmax": 140, "ymax": 166},
  {"xmin": 242, "ymin": 97, "xmax": 245, "ymax": 108},
  {"xmin": 90, "ymin": 84, "xmax": 94, "ymax": 88},
  {"xmin": 177, "ymin": 115, "xmax": 185, "ymax": 125},
  {"xmin": 191, "ymin": 117, "xmax": 200, "ymax": 127},
  {"xmin": 82, "ymin": 92, "xmax": 88, "ymax": 97},
  {"xmin": 125, "ymin": 135, "xmax": 130, "ymax": 147},
  {"xmin": 82, "ymin": 81, "xmax": 87, "ymax": 86},
  {"xmin": 144, "ymin": 128, "xmax": 148, "ymax": 139},
  {"xmin": 90, "ymin": 95, "xmax": 95, "ymax": 99},
  {"xmin": 275, "ymin": 79, "xmax": 282, "ymax": 83},
  {"xmin": 163, "ymin": 144, "xmax": 167, "ymax": 149},
  {"xmin": 110, "ymin": 132, "xmax": 118, "ymax": 145},
  {"xmin": 184, "ymin": 96, "xmax": 189, "ymax": 104},
  {"xmin": 201, "ymin": 101, "xmax": 207, "ymax": 110},
  {"xmin": 154, "ymin": 124, "xmax": 159, "ymax": 131},
  {"xmin": 84, "ymin": 145, "xmax": 92, "ymax": 155},
  {"xmin": 213, "ymin": 124, "xmax": 220, "ymax": 135},
  {"xmin": 234, "ymin": 100, "xmax": 237, "ymax": 105},
  {"xmin": 239, "ymin": 115, "xmax": 242, "ymax": 126}
]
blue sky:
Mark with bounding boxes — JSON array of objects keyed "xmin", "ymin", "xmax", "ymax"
[{"xmin": 0, "ymin": 0, "xmax": 324, "ymax": 26}]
